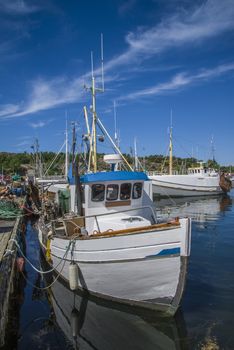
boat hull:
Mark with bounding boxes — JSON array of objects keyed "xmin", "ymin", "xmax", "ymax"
[
  {"xmin": 150, "ymin": 175, "xmax": 223, "ymax": 197},
  {"xmin": 38, "ymin": 217, "xmax": 191, "ymax": 316}
]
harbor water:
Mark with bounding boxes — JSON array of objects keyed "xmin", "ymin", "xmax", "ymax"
[{"xmin": 2, "ymin": 190, "xmax": 234, "ymax": 349}]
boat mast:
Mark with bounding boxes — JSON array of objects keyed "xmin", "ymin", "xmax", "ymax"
[
  {"xmin": 134, "ymin": 137, "xmax": 138, "ymax": 171},
  {"xmin": 33, "ymin": 138, "xmax": 43, "ymax": 178},
  {"xmin": 65, "ymin": 113, "xmax": 69, "ymax": 178},
  {"xmin": 87, "ymin": 34, "xmax": 105, "ymax": 173},
  {"xmin": 169, "ymin": 109, "xmax": 173, "ymax": 175}
]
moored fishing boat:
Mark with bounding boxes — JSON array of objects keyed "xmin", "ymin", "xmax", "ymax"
[
  {"xmin": 148, "ymin": 123, "xmax": 231, "ymax": 197},
  {"xmin": 149, "ymin": 163, "xmax": 231, "ymax": 197},
  {"xmin": 38, "ymin": 168, "xmax": 191, "ymax": 316},
  {"xmin": 37, "ymin": 56, "xmax": 192, "ymax": 316}
]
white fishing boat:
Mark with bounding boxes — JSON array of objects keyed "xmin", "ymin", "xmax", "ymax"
[
  {"xmin": 37, "ymin": 52, "xmax": 191, "ymax": 316},
  {"xmin": 149, "ymin": 163, "xmax": 230, "ymax": 197},
  {"xmin": 38, "ymin": 168, "xmax": 191, "ymax": 316},
  {"xmin": 149, "ymin": 124, "xmax": 231, "ymax": 197}
]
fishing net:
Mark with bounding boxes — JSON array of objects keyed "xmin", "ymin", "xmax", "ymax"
[{"xmin": 0, "ymin": 200, "xmax": 22, "ymax": 220}]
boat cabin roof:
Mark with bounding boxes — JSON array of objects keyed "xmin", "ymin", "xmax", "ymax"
[{"xmin": 69, "ymin": 171, "xmax": 149, "ymax": 185}]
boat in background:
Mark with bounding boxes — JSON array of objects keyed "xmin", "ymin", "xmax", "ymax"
[
  {"xmin": 149, "ymin": 162, "xmax": 231, "ymax": 197},
  {"xmin": 149, "ymin": 123, "xmax": 231, "ymax": 197}
]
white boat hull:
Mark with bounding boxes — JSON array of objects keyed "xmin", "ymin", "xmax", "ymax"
[
  {"xmin": 38, "ymin": 217, "xmax": 191, "ymax": 315},
  {"xmin": 150, "ymin": 175, "xmax": 223, "ymax": 197}
]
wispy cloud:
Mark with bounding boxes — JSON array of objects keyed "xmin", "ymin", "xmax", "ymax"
[
  {"xmin": 118, "ymin": 62, "xmax": 234, "ymax": 101},
  {"xmin": 105, "ymin": 0, "xmax": 234, "ymax": 71},
  {"xmin": 15, "ymin": 135, "xmax": 33, "ymax": 148},
  {"xmin": 0, "ymin": 104, "xmax": 21, "ymax": 117},
  {"xmin": 16, "ymin": 140, "xmax": 31, "ymax": 147},
  {"xmin": 0, "ymin": 76, "xmax": 85, "ymax": 119},
  {"xmin": 0, "ymin": 0, "xmax": 40, "ymax": 15},
  {"xmin": 29, "ymin": 118, "xmax": 54, "ymax": 129}
]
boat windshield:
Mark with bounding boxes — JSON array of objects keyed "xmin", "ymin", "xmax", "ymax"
[
  {"xmin": 91, "ymin": 184, "xmax": 105, "ymax": 201},
  {"xmin": 120, "ymin": 183, "xmax": 132, "ymax": 200},
  {"xmin": 106, "ymin": 184, "xmax": 119, "ymax": 201}
]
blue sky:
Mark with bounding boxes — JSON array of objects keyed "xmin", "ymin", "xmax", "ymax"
[{"xmin": 0, "ymin": 0, "xmax": 234, "ymax": 165}]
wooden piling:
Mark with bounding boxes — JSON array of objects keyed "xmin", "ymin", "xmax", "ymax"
[{"xmin": 0, "ymin": 217, "xmax": 21, "ymax": 347}]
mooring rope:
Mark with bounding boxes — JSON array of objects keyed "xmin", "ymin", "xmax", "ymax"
[
  {"xmin": 20, "ymin": 256, "xmax": 68, "ymax": 291},
  {"xmin": 9, "ymin": 238, "xmax": 73, "ymax": 274}
]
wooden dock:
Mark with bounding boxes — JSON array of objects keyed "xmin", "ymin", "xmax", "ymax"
[{"xmin": 0, "ymin": 217, "xmax": 21, "ymax": 347}]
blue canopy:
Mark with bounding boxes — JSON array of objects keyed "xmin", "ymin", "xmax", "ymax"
[{"xmin": 68, "ymin": 169, "xmax": 149, "ymax": 185}]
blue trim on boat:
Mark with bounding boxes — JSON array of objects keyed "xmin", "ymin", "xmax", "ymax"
[
  {"xmin": 68, "ymin": 170, "xmax": 149, "ymax": 184},
  {"xmin": 146, "ymin": 247, "xmax": 180, "ymax": 258}
]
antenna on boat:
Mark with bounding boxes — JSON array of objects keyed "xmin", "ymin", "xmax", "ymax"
[
  {"xmin": 169, "ymin": 109, "xmax": 173, "ymax": 175},
  {"xmin": 65, "ymin": 111, "xmax": 69, "ymax": 178},
  {"xmin": 71, "ymin": 121, "xmax": 77, "ymax": 176},
  {"xmin": 113, "ymin": 100, "xmax": 119, "ymax": 147},
  {"xmin": 84, "ymin": 35, "xmax": 132, "ymax": 172},
  {"xmin": 210, "ymin": 135, "xmax": 215, "ymax": 162},
  {"xmin": 101, "ymin": 33, "xmax": 105, "ymax": 92},
  {"xmin": 134, "ymin": 137, "xmax": 138, "ymax": 171}
]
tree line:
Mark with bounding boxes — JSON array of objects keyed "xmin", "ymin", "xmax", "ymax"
[{"xmin": 0, "ymin": 151, "xmax": 233, "ymax": 176}]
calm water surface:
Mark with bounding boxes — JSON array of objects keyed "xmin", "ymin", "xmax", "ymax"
[{"xmin": 2, "ymin": 190, "xmax": 234, "ymax": 349}]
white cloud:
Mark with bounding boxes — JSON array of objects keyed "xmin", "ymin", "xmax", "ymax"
[
  {"xmin": 0, "ymin": 0, "xmax": 39, "ymax": 15},
  {"xmin": 0, "ymin": 104, "xmax": 20, "ymax": 117},
  {"xmin": 105, "ymin": 0, "xmax": 234, "ymax": 71},
  {"xmin": 29, "ymin": 118, "xmax": 54, "ymax": 129},
  {"xmin": 29, "ymin": 121, "xmax": 46, "ymax": 128},
  {"xmin": 1, "ymin": 76, "xmax": 86, "ymax": 119},
  {"xmin": 16, "ymin": 140, "xmax": 31, "ymax": 147},
  {"xmin": 118, "ymin": 62, "xmax": 234, "ymax": 101}
]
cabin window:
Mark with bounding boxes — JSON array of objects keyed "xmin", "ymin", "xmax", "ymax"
[
  {"xmin": 91, "ymin": 184, "xmax": 105, "ymax": 202},
  {"xmin": 106, "ymin": 184, "xmax": 119, "ymax": 201},
  {"xmin": 133, "ymin": 182, "xmax": 142, "ymax": 199},
  {"xmin": 120, "ymin": 183, "xmax": 132, "ymax": 200}
]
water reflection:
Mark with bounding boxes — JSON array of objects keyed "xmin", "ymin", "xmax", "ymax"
[
  {"xmin": 45, "ymin": 273, "xmax": 189, "ymax": 350},
  {"xmin": 155, "ymin": 194, "xmax": 232, "ymax": 223}
]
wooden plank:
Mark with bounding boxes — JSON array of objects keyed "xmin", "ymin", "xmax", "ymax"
[
  {"xmin": 88, "ymin": 220, "xmax": 180, "ymax": 239},
  {"xmin": 0, "ymin": 232, "xmax": 11, "ymax": 262},
  {"xmin": 105, "ymin": 200, "xmax": 131, "ymax": 207},
  {"xmin": 0, "ymin": 217, "xmax": 20, "ymax": 347}
]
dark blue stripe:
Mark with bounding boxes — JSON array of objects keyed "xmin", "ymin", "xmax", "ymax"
[{"xmin": 146, "ymin": 247, "xmax": 180, "ymax": 258}]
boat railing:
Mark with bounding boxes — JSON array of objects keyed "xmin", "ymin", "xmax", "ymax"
[{"xmin": 54, "ymin": 205, "xmax": 157, "ymax": 235}]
